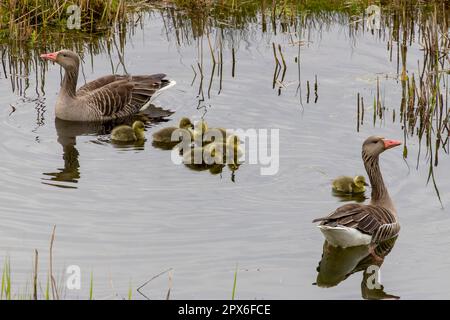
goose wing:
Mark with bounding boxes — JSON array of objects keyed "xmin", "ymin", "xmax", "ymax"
[
  {"xmin": 77, "ymin": 75, "xmax": 128, "ymax": 96},
  {"xmin": 126, "ymin": 74, "xmax": 171, "ymax": 110},
  {"xmin": 313, "ymin": 204, "xmax": 400, "ymax": 243},
  {"xmin": 81, "ymin": 80, "xmax": 134, "ymax": 119},
  {"xmin": 79, "ymin": 74, "xmax": 170, "ymax": 119}
]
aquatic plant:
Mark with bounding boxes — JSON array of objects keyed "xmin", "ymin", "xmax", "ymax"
[{"xmin": 356, "ymin": 4, "xmax": 449, "ymax": 203}]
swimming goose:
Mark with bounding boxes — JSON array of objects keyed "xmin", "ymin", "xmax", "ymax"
[
  {"xmin": 332, "ymin": 175, "xmax": 368, "ymax": 194},
  {"xmin": 111, "ymin": 121, "xmax": 145, "ymax": 143},
  {"xmin": 313, "ymin": 136, "xmax": 401, "ymax": 257},
  {"xmin": 40, "ymin": 50, "xmax": 175, "ymax": 122}
]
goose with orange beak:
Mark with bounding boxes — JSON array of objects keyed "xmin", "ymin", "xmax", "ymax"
[
  {"xmin": 40, "ymin": 49, "xmax": 175, "ymax": 122},
  {"xmin": 313, "ymin": 136, "xmax": 402, "ymax": 259}
]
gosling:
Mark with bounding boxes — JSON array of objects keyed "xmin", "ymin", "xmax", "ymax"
[
  {"xmin": 152, "ymin": 117, "xmax": 194, "ymax": 143},
  {"xmin": 332, "ymin": 175, "xmax": 368, "ymax": 194},
  {"xmin": 111, "ymin": 121, "xmax": 146, "ymax": 143}
]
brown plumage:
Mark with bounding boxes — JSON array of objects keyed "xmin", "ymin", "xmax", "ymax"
[
  {"xmin": 40, "ymin": 50, "xmax": 175, "ymax": 122},
  {"xmin": 313, "ymin": 203, "xmax": 400, "ymax": 244},
  {"xmin": 313, "ymin": 136, "xmax": 402, "ymax": 247}
]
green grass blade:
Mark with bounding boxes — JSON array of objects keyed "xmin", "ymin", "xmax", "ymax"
[
  {"xmin": 45, "ymin": 275, "xmax": 49, "ymax": 300},
  {"xmin": 231, "ymin": 264, "xmax": 238, "ymax": 300},
  {"xmin": 89, "ymin": 271, "xmax": 93, "ymax": 300},
  {"xmin": 128, "ymin": 280, "xmax": 132, "ymax": 300}
]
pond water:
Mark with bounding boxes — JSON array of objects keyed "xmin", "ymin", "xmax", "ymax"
[{"xmin": 0, "ymin": 9, "xmax": 449, "ymax": 299}]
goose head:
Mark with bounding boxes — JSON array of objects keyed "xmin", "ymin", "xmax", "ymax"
[
  {"xmin": 40, "ymin": 50, "xmax": 80, "ymax": 71},
  {"xmin": 362, "ymin": 136, "xmax": 401, "ymax": 158}
]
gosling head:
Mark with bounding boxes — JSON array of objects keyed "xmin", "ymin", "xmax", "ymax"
[
  {"xmin": 353, "ymin": 175, "xmax": 368, "ymax": 188},
  {"xmin": 40, "ymin": 49, "xmax": 80, "ymax": 71},
  {"xmin": 179, "ymin": 117, "xmax": 194, "ymax": 129},
  {"xmin": 362, "ymin": 136, "xmax": 401, "ymax": 159},
  {"xmin": 132, "ymin": 121, "xmax": 146, "ymax": 140}
]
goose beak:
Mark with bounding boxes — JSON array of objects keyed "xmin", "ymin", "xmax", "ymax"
[
  {"xmin": 40, "ymin": 51, "xmax": 59, "ymax": 61},
  {"xmin": 383, "ymin": 139, "xmax": 402, "ymax": 150}
]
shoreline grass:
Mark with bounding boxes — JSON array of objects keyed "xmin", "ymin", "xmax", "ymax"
[
  {"xmin": 1, "ymin": 1, "xmax": 447, "ymax": 41},
  {"xmin": 0, "ymin": 0, "xmax": 152, "ymax": 42}
]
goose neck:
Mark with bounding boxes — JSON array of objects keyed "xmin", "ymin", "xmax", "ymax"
[
  {"xmin": 61, "ymin": 65, "xmax": 79, "ymax": 98},
  {"xmin": 363, "ymin": 151, "xmax": 396, "ymax": 212}
]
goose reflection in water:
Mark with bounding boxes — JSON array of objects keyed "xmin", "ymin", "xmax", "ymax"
[
  {"xmin": 314, "ymin": 237, "xmax": 399, "ymax": 300},
  {"xmin": 331, "ymin": 190, "xmax": 368, "ymax": 203},
  {"xmin": 42, "ymin": 105, "xmax": 172, "ymax": 188}
]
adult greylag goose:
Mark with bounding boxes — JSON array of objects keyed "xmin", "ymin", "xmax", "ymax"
[
  {"xmin": 40, "ymin": 50, "xmax": 175, "ymax": 122},
  {"xmin": 313, "ymin": 136, "xmax": 402, "ymax": 256}
]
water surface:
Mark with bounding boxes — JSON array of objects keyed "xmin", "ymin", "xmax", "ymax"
[{"xmin": 0, "ymin": 10, "xmax": 449, "ymax": 299}]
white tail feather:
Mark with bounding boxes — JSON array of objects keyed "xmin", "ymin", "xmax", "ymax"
[
  {"xmin": 140, "ymin": 80, "xmax": 177, "ymax": 111},
  {"xmin": 317, "ymin": 225, "xmax": 371, "ymax": 248}
]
